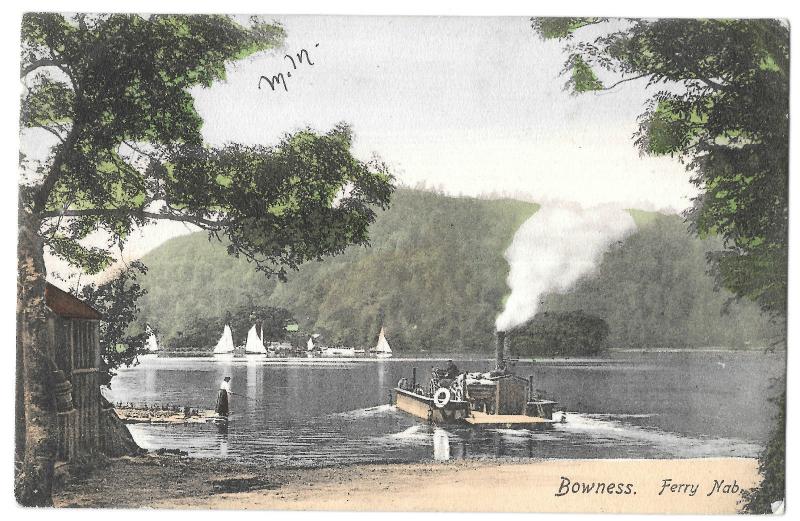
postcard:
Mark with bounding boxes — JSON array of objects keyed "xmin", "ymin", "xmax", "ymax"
[{"xmin": 15, "ymin": 13, "xmax": 787, "ymax": 514}]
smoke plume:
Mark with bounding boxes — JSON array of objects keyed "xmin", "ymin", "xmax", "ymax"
[{"xmin": 495, "ymin": 203, "xmax": 636, "ymax": 331}]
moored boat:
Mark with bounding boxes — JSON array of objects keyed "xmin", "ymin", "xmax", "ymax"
[
  {"xmin": 244, "ymin": 325, "xmax": 267, "ymax": 357},
  {"xmin": 371, "ymin": 327, "xmax": 393, "ymax": 358},
  {"xmin": 213, "ymin": 324, "xmax": 235, "ymax": 361},
  {"xmin": 141, "ymin": 326, "xmax": 160, "ymax": 358},
  {"xmin": 321, "ymin": 346, "xmax": 357, "ymax": 357}
]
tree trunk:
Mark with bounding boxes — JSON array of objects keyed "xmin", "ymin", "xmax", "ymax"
[{"xmin": 15, "ymin": 208, "xmax": 56, "ymax": 506}]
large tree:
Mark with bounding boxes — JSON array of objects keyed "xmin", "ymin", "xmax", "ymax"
[
  {"xmin": 532, "ymin": 18, "xmax": 788, "ymax": 512},
  {"xmin": 17, "ymin": 14, "xmax": 393, "ymax": 505}
]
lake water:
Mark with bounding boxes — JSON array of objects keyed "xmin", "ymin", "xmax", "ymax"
[{"xmin": 106, "ymin": 351, "xmax": 784, "ymax": 468}]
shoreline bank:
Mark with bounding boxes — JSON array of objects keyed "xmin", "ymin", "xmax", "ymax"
[{"xmin": 53, "ymin": 454, "xmax": 760, "ymax": 513}]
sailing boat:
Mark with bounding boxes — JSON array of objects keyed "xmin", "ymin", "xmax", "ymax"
[
  {"xmin": 142, "ymin": 326, "xmax": 159, "ymax": 358},
  {"xmin": 371, "ymin": 327, "xmax": 393, "ymax": 358},
  {"xmin": 213, "ymin": 324, "xmax": 235, "ymax": 361},
  {"xmin": 245, "ymin": 325, "xmax": 267, "ymax": 357}
]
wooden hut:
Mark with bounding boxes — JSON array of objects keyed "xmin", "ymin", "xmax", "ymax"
[{"xmin": 45, "ymin": 282, "xmax": 103, "ymax": 461}]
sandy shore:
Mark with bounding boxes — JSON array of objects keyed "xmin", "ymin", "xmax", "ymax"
[{"xmin": 53, "ymin": 454, "xmax": 759, "ymax": 513}]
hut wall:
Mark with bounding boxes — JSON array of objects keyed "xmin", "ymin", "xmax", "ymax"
[
  {"xmin": 69, "ymin": 319, "xmax": 101, "ymax": 454},
  {"xmin": 52, "ymin": 316, "xmax": 72, "ymax": 376}
]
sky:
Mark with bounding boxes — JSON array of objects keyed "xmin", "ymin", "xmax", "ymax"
[
  {"xmin": 195, "ymin": 16, "xmax": 696, "ymax": 209},
  {"xmin": 22, "ymin": 15, "xmax": 700, "ymax": 283}
]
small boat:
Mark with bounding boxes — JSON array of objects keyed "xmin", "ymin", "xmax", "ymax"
[
  {"xmin": 141, "ymin": 326, "xmax": 160, "ymax": 358},
  {"xmin": 267, "ymin": 341, "xmax": 292, "ymax": 353},
  {"xmin": 244, "ymin": 325, "xmax": 267, "ymax": 357},
  {"xmin": 213, "ymin": 324, "xmax": 235, "ymax": 361},
  {"xmin": 321, "ymin": 346, "xmax": 356, "ymax": 357},
  {"xmin": 371, "ymin": 327, "xmax": 393, "ymax": 358}
]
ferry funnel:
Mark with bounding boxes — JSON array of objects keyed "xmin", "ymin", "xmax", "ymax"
[{"xmin": 495, "ymin": 330, "xmax": 505, "ymax": 370}]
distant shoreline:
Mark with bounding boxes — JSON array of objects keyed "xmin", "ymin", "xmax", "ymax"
[
  {"xmin": 138, "ymin": 346, "xmax": 779, "ymax": 364},
  {"xmin": 606, "ymin": 347, "xmax": 775, "ymax": 353}
]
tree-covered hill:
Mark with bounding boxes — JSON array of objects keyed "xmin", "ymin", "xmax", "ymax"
[
  {"xmin": 540, "ymin": 213, "xmax": 775, "ymax": 349},
  {"xmin": 133, "ymin": 188, "xmax": 537, "ymax": 351},
  {"xmin": 132, "ymin": 188, "xmax": 774, "ymax": 352}
]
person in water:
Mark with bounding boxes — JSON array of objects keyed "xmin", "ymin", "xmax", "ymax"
[{"xmin": 215, "ymin": 376, "xmax": 231, "ymax": 417}]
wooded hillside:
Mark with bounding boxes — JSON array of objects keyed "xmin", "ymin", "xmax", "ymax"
[{"xmin": 132, "ymin": 188, "xmax": 774, "ymax": 352}]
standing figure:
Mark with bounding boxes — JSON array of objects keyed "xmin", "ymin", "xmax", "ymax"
[
  {"xmin": 445, "ymin": 359, "xmax": 459, "ymax": 379},
  {"xmin": 215, "ymin": 376, "xmax": 232, "ymax": 417}
]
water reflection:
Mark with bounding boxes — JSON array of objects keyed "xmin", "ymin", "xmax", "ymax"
[
  {"xmin": 433, "ymin": 428, "xmax": 450, "ymax": 461},
  {"xmin": 216, "ymin": 423, "xmax": 229, "ymax": 457},
  {"xmin": 494, "ymin": 431, "xmax": 504, "ymax": 458},
  {"xmin": 245, "ymin": 359, "xmax": 258, "ymax": 415}
]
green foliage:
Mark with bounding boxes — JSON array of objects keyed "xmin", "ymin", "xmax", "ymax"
[
  {"xmin": 532, "ymin": 18, "xmax": 789, "ymax": 322},
  {"xmin": 742, "ymin": 386, "xmax": 785, "ymax": 513},
  {"xmin": 133, "ymin": 190, "xmax": 775, "ymax": 353},
  {"xmin": 509, "ymin": 311, "xmax": 609, "ymax": 356},
  {"xmin": 75, "ymin": 261, "xmax": 149, "ymax": 387},
  {"xmin": 21, "ymin": 14, "xmax": 393, "ymax": 281},
  {"xmin": 567, "ymin": 54, "xmax": 603, "ymax": 93},
  {"xmin": 531, "ymin": 18, "xmax": 605, "ymax": 40},
  {"xmin": 163, "ymin": 125, "xmax": 394, "ymax": 280},
  {"xmin": 169, "ymin": 314, "xmax": 224, "ymax": 350}
]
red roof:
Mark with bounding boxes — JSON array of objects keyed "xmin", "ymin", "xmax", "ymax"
[{"xmin": 45, "ymin": 283, "xmax": 103, "ymax": 320}]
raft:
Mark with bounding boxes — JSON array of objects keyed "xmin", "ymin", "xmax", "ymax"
[{"xmin": 114, "ymin": 407, "xmax": 217, "ymax": 425}]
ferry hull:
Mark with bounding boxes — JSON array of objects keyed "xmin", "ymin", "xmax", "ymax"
[{"xmin": 394, "ymin": 388, "xmax": 470, "ymax": 424}]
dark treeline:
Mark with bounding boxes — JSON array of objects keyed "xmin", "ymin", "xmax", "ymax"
[
  {"xmin": 509, "ymin": 311, "xmax": 610, "ymax": 356},
  {"xmin": 131, "ymin": 188, "xmax": 775, "ymax": 352}
]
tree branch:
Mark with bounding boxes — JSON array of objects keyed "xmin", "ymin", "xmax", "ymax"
[
  {"xmin": 695, "ymin": 76, "xmax": 730, "ymax": 93},
  {"xmin": 37, "ymin": 124, "xmax": 67, "ymax": 144},
  {"xmin": 39, "ymin": 208, "xmax": 228, "ymax": 229},
  {"xmin": 598, "ymin": 73, "xmax": 649, "ymax": 91},
  {"xmin": 19, "ymin": 58, "xmax": 67, "ymax": 79}
]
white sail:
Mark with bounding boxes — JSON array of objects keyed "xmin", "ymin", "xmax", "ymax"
[
  {"xmin": 307, "ymin": 337, "xmax": 315, "ymax": 351},
  {"xmin": 373, "ymin": 327, "xmax": 392, "ymax": 354},
  {"xmin": 213, "ymin": 325, "xmax": 235, "ymax": 354},
  {"xmin": 145, "ymin": 326, "xmax": 159, "ymax": 352},
  {"xmin": 245, "ymin": 325, "xmax": 267, "ymax": 354}
]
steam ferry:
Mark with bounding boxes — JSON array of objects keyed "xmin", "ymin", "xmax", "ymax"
[{"xmin": 393, "ymin": 331, "xmax": 557, "ymax": 427}]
